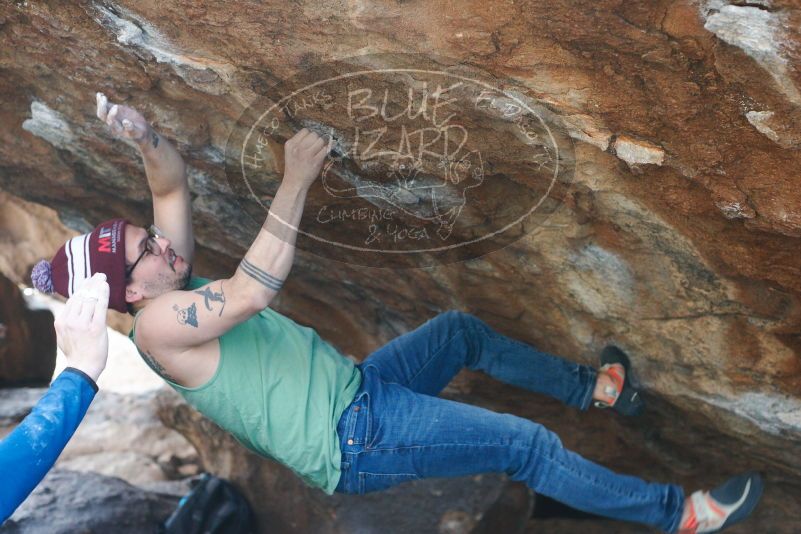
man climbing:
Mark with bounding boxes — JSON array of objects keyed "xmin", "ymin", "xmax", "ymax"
[{"xmin": 32, "ymin": 93, "xmax": 763, "ymax": 533}]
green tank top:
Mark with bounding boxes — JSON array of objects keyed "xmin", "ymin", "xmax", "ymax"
[{"xmin": 128, "ymin": 277, "xmax": 362, "ymax": 494}]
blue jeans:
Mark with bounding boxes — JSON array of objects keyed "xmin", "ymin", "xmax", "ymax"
[{"xmin": 334, "ymin": 311, "xmax": 685, "ymax": 533}]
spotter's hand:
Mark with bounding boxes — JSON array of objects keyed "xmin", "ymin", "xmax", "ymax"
[
  {"xmin": 53, "ymin": 273, "xmax": 110, "ymax": 382},
  {"xmin": 95, "ymin": 92, "xmax": 151, "ymax": 144}
]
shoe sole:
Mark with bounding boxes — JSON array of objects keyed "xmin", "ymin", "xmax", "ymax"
[{"xmin": 709, "ymin": 472, "xmax": 764, "ymax": 533}]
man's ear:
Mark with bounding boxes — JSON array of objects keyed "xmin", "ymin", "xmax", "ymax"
[{"xmin": 125, "ymin": 285, "xmax": 144, "ymax": 304}]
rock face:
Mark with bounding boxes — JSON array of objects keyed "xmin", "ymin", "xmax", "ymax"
[
  {"xmin": 56, "ymin": 388, "xmax": 199, "ymax": 486},
  {"xmin": 0, "ymin": 272, "xmax": 55, "ymax": 387},
  {"xmin": 0, "ymin": 387, "xmax": 46, "ymax": 436},
  {"xmin": 1, "ymin": 0, "xmax": 801, "ymax": 531},
  {"xmin": 0, "ymin": 386, "xmax": 198, "ymax": 488},
  {"xmin": 0, "ymin": 469, "xmax": 178, "ymax": 534},
  {"xmin": 0, "ymin": 191, "xmax": 77, "ymax": 288}
]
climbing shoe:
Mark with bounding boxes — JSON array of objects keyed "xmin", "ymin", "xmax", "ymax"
[
  {"xmin": 593, "ymin": 345, "xmax": 644, "ymax": 416},
  {"xmin": 679, "ymin": 472, "xmax": 764, "ymax": 533}
]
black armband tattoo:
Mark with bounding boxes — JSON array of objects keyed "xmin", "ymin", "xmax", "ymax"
[{"xmin": 239, "ymin": 258, "xmax": 284, "ymax": 291}]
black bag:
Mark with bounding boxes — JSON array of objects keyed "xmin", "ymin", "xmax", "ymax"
[{"xmin": 164, "ymin": 474, "xmax": 255, "ymax": 534}]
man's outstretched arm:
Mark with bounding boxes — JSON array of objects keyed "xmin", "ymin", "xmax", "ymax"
[
  {"xmin": 96, "ymin": 92, "xmax": 194, "ymax": 264},
  {"xmin": 134, "ymin": 129, "xmax": 329, "ymax": 356},
  {"xmin": 232, "ymin": 128, "xmax": 329, "ymax": 310}
]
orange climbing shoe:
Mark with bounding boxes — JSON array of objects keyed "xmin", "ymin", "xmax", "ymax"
[
  {"xmin": 593, "ymin": 346, "xmax": 644, "ymax": 416},
  {"xmin": 679, "ymin": 472, "xmax": 764, "ymax": 533}
]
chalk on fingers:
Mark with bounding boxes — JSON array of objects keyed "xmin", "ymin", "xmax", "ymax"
[
  {"xmin": 90, "ymin": 278, "xmax": 110, "ymax": 326},
  {"xmin": 96, "ymin": 92, "xmax": 107, "ymax": 119},
  {"xmin": 108, "ymin": 104, "xmax": 118, "ymax": 121},
  {"xmin": 82, "ymin": 273, "xmax": 106, "ymax": 294}
]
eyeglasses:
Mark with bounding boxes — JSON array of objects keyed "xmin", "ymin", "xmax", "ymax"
[{"xmin": 125, "ymin": 224, "xmax": 165, "ymax": 279}]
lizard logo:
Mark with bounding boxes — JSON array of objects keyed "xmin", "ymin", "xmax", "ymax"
[{"xmin": 226, "ymin": 54, "xmax": 575, "ymax": 268}]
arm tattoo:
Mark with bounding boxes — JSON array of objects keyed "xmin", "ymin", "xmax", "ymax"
[
  {"xmin": 173, "ymin": 302, "xmax": 199, "ymax": 327},
  {"xmin": 141, "ymin": 350, "xmax": 177, "ymax": 382},
  {"xmin": 151, "ymin": 130, "xmax": 159, "ymax": 149},
  {"xmin": 194, "ymin": 283, "xmax": 226, "ymax": 316},
  {"xmin": 239, "ymin": 258, "xmax": 284, "ymax": 291}
]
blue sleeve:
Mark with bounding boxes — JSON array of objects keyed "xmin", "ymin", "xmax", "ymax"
[{"xmin": 0, "ymin": 368, "xmax": 97, "ymax": 523}]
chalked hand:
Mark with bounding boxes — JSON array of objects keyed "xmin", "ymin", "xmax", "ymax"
[
  {"xmin": 95, "ymin": 92, "xmax": 151, "ymax": 145},
  {"xmin": 282, "ymin": 128, "xmax": 332, "ymax": 190},
  {"xmin": 54, "ymin": 273, "xmax": 110, "ymax": 382}
]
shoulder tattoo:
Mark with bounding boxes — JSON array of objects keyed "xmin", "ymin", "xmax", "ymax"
[
  {"xmin": 173, "ymin": 302, "xmax": 199, "ymax": 327},
  {"xmin": 141, "ymin": 350, "xmax": 177, "ymax": 382},
  {"xmin": 194, "ymin": 283, "xmax": 226, "ymax": 316}
]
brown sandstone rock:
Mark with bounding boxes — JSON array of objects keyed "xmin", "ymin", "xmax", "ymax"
[
  {"xmin": 0, "ymin": 191, "xmax": 76, "ymax": 288},
  {"xmin": 0, "ymin": 272, "xmax": 55, "ymax": 386},
  {"xmin": 1, "ymin": 0, "xmax": 801, "ymax": 531}
]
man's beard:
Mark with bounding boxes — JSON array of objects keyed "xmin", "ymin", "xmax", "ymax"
[
  {"xmin": 178, "ymin": 263, "xmax": 193, "ymax": 289},
  {"xmin": 143, "ymin": 263, "xmax": 193, "ymax": 296}
]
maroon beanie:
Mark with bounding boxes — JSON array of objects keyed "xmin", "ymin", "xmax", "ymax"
[{"xmin": 31, "ymin": 218, "xmax": 129, "ymax": 313}]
